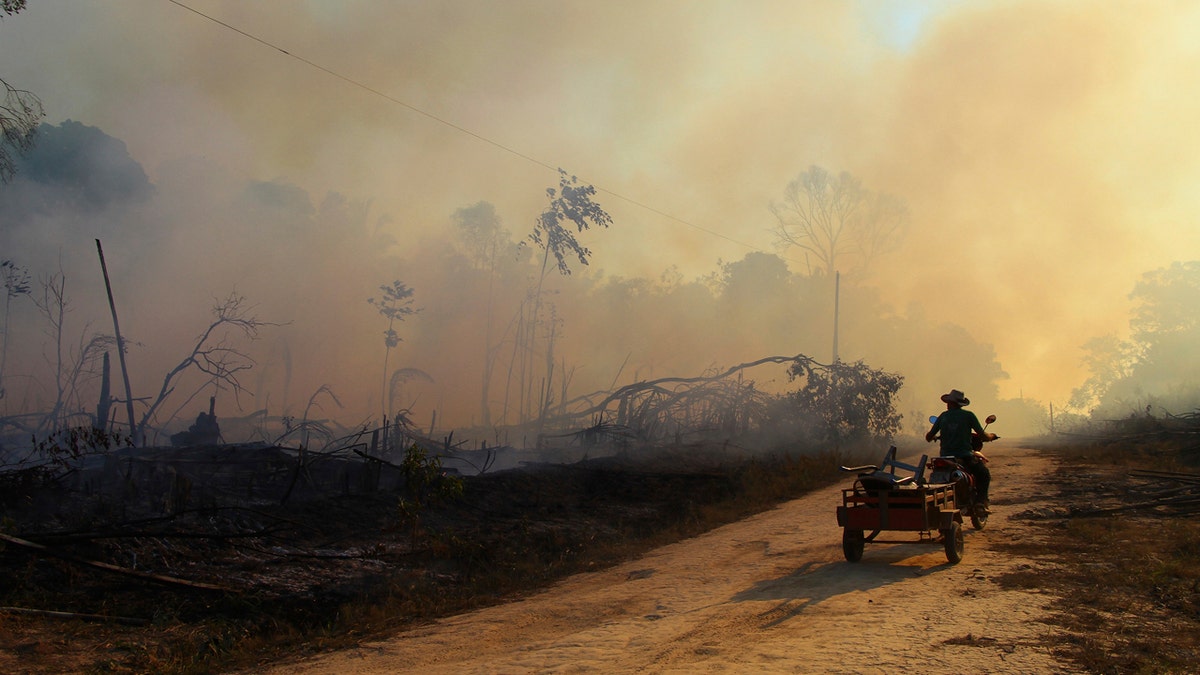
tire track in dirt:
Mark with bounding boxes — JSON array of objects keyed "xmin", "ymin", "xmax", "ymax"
[{"xmin": 249, "ymin": 445, "xmax": 1073, "ymax": 675}]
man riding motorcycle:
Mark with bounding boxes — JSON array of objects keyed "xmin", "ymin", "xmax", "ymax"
[{"xmin": 925, "ymin": 389, "xmax": 995, "ymax": 513}]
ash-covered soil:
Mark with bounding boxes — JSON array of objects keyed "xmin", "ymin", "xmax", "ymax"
[{"xmin": 0, "ymin": 444, "xmax": 819, "ymax": 674}]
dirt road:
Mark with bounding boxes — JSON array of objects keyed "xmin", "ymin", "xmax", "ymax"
[{"xmin": 252, "ymin": 445, "xmax": 1072, "ymax": 674}]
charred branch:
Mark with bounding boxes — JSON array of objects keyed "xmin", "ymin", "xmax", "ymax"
[{"xmin": 0, "ymin": 531, "xmax": 230, "ymax": 592}]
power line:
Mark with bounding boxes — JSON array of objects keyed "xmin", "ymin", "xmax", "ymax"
[{"xmin": 165, "ymin": 0, "xmax": 771, "ymax": 257}]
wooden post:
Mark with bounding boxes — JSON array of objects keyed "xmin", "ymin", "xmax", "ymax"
[{"xmin": 96, "ymin": 239, "xmax": 138, "ymax": 445}]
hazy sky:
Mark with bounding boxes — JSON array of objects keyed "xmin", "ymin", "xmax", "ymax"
[{"xmin": 3, "ymin": 0, "xmax": 1199, "ymax": 411}]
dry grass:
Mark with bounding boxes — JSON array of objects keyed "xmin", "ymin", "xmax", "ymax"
[{"xmin": 994, "ymin": 437, "xmax": 1200, "ymax": 674}]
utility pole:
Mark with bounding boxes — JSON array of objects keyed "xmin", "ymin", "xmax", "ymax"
[{"xmin": 832, "ymin": 270, "xmax": 840, "ymax": 363}]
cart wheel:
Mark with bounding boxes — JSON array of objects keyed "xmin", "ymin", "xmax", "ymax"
[
  {"xmin": 942, "ymin": 522, "xmax": 964, "ymax": 564},
  {"xmin": 843, "ymin": 528, "xmax": 865, "ymax": 562},
  {"xmin": 970, "ymin": 505, "xmax": 989, "ymax": 530}
]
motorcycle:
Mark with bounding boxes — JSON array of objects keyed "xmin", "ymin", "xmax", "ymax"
[{"xmin": 926, "ymin": 413, "xmax": 998, "ymax": 530}]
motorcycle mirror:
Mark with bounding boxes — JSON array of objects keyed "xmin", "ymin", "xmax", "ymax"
[
  {"xmin": 928, "ymin": 415, "xmax": 938, "ymax": 424},
  {"xmin": 985, "ymin": 414, "xmax": 997, "ymax": 424}
]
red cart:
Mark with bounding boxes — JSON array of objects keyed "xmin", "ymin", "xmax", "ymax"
[{"xmin": 836, "ymin": 447, "xmax": 965, "ymax": 563}]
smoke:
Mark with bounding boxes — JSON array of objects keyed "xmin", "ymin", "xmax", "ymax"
[
  {"xmin": 2, "ymin": 1, "xmax": 1199, "ymax": 440},
  {"xmin": 872, "ymin": 1, "xmax": 1200, "ymax": 405}
]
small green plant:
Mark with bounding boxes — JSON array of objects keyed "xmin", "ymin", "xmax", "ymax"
[{"xmin": 397, "ymin": 443, "xmax": 464, "ymax": 543}]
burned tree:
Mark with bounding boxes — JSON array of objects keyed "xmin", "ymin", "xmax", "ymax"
[
  {"xmin": 520, "ymin": 355, "xmax": 905, "ymax": 455},
  {"xmin": 137, "ymin": 293, "xmax": 273, "ymax": 445},
  {"xmin": 0, "ymin": 258, "xmax": 30, "ymax": 402},
  {"xmin": 30, "ymin": 269, "xmax": 117, "ymax": 434}
]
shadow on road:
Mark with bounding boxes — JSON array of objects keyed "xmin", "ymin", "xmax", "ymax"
[{"xmin": 731, "ymin": 544, "xmax": 958, "ymax": 628}]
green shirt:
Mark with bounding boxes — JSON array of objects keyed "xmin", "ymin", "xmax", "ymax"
[{"xmin": 930, "ymin": 407, "xmax": 984, "ymax": 458}]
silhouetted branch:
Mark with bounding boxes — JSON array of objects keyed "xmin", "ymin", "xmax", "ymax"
[{"xmin": 137, "ymin": 293, "xmax": 278, "ymax": 442}]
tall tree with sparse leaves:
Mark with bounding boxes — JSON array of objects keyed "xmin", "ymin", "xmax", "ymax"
[
  {"xmin": 518, "ymin": 169, "xmax": 612, "ymax": 427},
  {"xmin": 770, "ymin": 165, "xmax": 907, "ymax": 278},
  {"xmin": 369, "ymin": 280, "xmax": 418, "ymax": 423}
]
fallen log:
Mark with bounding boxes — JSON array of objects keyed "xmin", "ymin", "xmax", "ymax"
[
  {"xmin": 0, "ymin": 531, "xmax": 231, "ymax": 592},
  {"xmin": 0, "ymin": 605, "xmax": 147, "ymax": 626},
  {"xmin": 1073, "ymin": 495, "xmax": 1200, "ymax": 517},
  {"xmin": 1129, "ymin": 469, "xmax": 1200, "ymax": 484}
]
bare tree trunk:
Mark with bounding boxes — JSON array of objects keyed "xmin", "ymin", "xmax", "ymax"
[
  {"xmin": 517, "ymin": 246, "xmax": 553, "ymax": 427},
  {"xmin": 94, "ymin": 351, "xmax": 111, "ymax": 431},
  {"xmin": 511, "ymin": 301, "xmax": 530, "ymax": 424},
  {"xmin": 479, "ymin": 239, "xmax": 497, "ymax": 426},
  {"xmin": 381, "ymin": 317, "xmax": 393, "ymax": 424},
  {"xmin": 536, "ymin": 312, "xmax": 557, "ymax": 440},
  {"xmin": 558, "ymin": 359, "xmax": 575, "ymax": 417},
  {"xmin": 33, "ymin": 273, "xmax": 67, "ymax": 433}
]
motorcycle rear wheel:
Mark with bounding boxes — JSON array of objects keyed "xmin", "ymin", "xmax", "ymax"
[{"xmin": 971, "ymin": 505, "xmax": 988, "ymax": 530}]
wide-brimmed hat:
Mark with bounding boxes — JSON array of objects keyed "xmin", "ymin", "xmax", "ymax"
[{"xmin": 940, "ymin": 389, "xmax": 970, "ymax": 406}]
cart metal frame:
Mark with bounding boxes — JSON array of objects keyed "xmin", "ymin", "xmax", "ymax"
[{"xmin": 836, "ymin": 447, "xmax": 966, "ymax": 563}]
